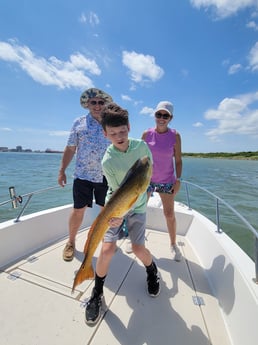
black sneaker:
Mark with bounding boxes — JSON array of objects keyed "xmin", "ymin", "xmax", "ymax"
[
  {"xmin": 85, "ymin": 288, "xmax": 103, "ymax": 326},
  {"xmin": 147, "ymin": 271, "xmax": 160, "ymax": 297}
]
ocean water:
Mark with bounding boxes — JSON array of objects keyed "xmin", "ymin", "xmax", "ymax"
[
  {"xmin": 0, "ymin": 152, "xmax": 257, "ymax": 259},
  {"xmin": 0, "ymin": 152, "xmax": 75, "ymax": 221}
]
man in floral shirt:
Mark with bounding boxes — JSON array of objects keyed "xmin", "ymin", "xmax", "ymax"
[{"xmin": 58, "ymin": 88, "xmax": 113, "ymax": 261}]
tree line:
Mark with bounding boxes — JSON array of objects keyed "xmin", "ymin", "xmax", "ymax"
[{"xmin": 182, "ymin": 151, "xmax": 258, "ymax": 160}]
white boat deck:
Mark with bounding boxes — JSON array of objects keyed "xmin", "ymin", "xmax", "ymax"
[{"xmin": 0, "ymin": 227, "xmax": 231, "ymax": 345}]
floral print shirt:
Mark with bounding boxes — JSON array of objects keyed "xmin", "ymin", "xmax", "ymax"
[{"xmin": 67, "ymin": 114, "xmax": 110, "ymax": 183}]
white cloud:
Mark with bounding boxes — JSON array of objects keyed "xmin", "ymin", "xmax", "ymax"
[
  {"xmin": 121, "ymin": 94, "xmax": 132, "ymax": 101},
  {"xmin": 122, "ymin": 51, "xmax": 164, "ymax": 84},
  {"xmin": 0, "ymin": 40, "xmax": 101, "ymax": 89},
  {"xmin": 190, "ymin": 0, "xmax": 258, "ymax": 19},
  {"xmin": 204, "ymin": 91, "xmax": 258, "ymax": 139},
  {"xmin": 248, "ymin": 41, "xmax": 258, "ymax": 71},
  {"xmin": 79, "ymin": 11, "xmax": 99, "ymax": 26},
  {"xmin": 89, "ymin": 12, "xmax": 100, "ymax": 25},
  {"xmin": 228, "ymin": 63, "xmax": 242, "ymax": 74},
  {"xmin": 225, "ymin": 42, "xmax": 258, "ymax": 75},
  {"xmin": 222, "ymin": 59, "xmax": 230, "ymax": 67},
  {"xmin": 69, "ymin": 53, "xmax": 100, "ymax": 73},
  {"xmin": 246, "ymin": 20, "xmax": 258, "ymax": 30},
  {"xmin": 49, "ymin": 131, "xmax": 70, "ymax": 137},
  {"xmin": 140, "ymin": 106, "xmax": 154, "ymax": 115},
  {"xmin": 0, "ymin": 127, "xmax": 12, "ymax": 132},
  {"xmin": 79, "ymin": 13, "xmax": 87, "ymax": 23},
  {"xmin": 193, "ymin": 122, "xmax": 204, "ymax": 127}
]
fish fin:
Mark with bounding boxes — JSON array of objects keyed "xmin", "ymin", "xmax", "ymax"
[
  {"xmin": 72, "ymin": 263, "xmax": 95, "ymax": 293},
  {"xmin": 119, "ymin": 158, "xmax": 141, "ymax": 187}
]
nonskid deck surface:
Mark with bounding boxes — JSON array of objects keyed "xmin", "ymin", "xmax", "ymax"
[{"xmin": 0, "ymin": 228, "xmax": 230, "ymax": 345}]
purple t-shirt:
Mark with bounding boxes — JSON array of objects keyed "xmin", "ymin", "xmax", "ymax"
[{"xmin": 145, "ymin": 128, "xmax": 177, "ymax": 184}]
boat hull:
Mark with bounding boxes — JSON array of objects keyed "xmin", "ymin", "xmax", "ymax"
[{"xmin": 0, "ymin": 196, "xmax": 257, "ymax": 345}]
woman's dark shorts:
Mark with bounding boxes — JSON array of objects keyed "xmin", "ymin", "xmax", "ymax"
[
  {"xmin": 73, "ymin": 177, "xmax": 108, "ymax": 209},
  {"xmin": 147, "ymin": 182, "xmax": 174, "ymax": 194}
]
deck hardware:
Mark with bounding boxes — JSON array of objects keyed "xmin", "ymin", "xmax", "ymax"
[
  {"xmin": 27, "ymin": 256, "xmax": 38, "ymax": 263},
  {"xmin": 9, "ymin": 186, "xmax": 22, "ymax": 209},
  {"xmin": 192, "ymin": 296, "xmax": 205, "ymax": 306},
  {"xmin": 7, "ymin": 271, "xmax": 21, "ymax": 281}
]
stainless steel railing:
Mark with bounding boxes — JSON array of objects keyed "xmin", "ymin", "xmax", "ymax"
[
  {"xmin": 0, "ymin": 184, "xmax": 72, "ymax": 223},
  {"xmin": 1, "ymin": 181, "xmax": 258, "ymax": 282},
  {"xmin": 180, "ymin": 180, "xmax": 258, "ymax": 284}
]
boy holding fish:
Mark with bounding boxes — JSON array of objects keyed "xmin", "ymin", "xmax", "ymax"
[{"xmin": 84, "ymin": 102, "xmax": 160, "ymax": 326}]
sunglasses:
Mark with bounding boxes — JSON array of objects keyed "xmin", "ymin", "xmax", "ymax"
[
  {"xmin": 155, "ymin": 112, "xmax": 170, "ymax": 120},
  {"xmin": 89, "ymin": 100, "xmax": 105, "ymax": 106}
]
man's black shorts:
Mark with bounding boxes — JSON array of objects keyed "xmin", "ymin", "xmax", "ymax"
[{"xmin": 73, "ymin": 177, "xmax": 108, "ymax": 209}]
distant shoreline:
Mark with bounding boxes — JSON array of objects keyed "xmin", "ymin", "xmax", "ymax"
[
  {"xmin": 1, "ymin": 150, "xmax": 257, "ymax": 160},
  {"xmin": 182, "ymin": 151, "xmax": 258, "ymax": 160},
  {"xmin": 0, "ymin": 150, "xmax": 63, "ymax": 154}
]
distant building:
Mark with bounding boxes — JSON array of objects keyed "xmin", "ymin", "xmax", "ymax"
[
  {"xmin": 45, "ymin": 148, "xmax": 63, "ymax": 153},
  {"xmin": 0, "ymin": 145, "xmax": 61, "ymax": 153}
]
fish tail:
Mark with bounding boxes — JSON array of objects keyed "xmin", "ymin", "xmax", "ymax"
[{"xmin": 72, "ymin": 264, "xmax": 95, "ymax": 293}]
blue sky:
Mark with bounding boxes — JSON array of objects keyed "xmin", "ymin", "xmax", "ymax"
[{"xmin": 0, "ymin": 0, "xmax": 258, "ymax": 153}]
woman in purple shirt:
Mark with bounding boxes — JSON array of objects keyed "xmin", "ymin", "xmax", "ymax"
[{"xmin": 142, "ymin": 101, "xmax": 183, "ymax": 261}]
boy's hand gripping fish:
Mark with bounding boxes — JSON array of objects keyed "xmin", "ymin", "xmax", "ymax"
[{"xmin": 72, "ymin": 156, "xmax": 152, "ymax": 292}]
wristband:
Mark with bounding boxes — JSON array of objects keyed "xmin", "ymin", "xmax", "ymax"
[{"xmin": 177, "ymin": 177, "xmax": 182, "ymax": 182}]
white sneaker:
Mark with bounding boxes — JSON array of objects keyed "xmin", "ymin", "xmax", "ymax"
[
  {"xmin": 125, "ymin": 240, "xmax": 133, "ymax": 254},
  {"xmin": 171, "ymin": 244, "xmax": 182, "ymax": 262}
]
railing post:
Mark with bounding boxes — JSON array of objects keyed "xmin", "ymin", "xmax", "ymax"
[
  {"xmin": 184, "ymin": 183, "xmax": 191, "ymax": 210},
  {"xmin": 14, "ymin": 194, "xmax": 33, "ymax": 223},
  {"xmin": 216, "ymin": 198, "xmax": 222, "ymax": 233}
]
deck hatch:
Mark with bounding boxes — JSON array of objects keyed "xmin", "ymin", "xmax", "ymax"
[
  {"xmin": 27, "ymin": 255, "xmax": 38, "ymax": 263},
  {"xmin": 7, "ymin": 271, "xmax": 21, "ymax": 281},
  {"xmin": 192, "ymin": 296, "xmax": 205, "ymax": 306}
]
